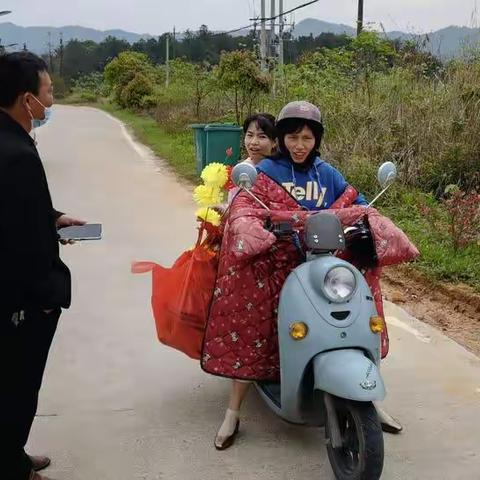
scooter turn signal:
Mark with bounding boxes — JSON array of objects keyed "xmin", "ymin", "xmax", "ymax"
[
  {"xmin": 289, "ymin": 322, "xmax": 309, "ymax": 340},
  {"xmin": 370, "ymin": 316, "xmax": 385, "ymax": 334}
]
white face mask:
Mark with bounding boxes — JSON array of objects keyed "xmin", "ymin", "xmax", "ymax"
[
  {"xmin": 32, "ymin": 106, "xmax": 52, "ymax": 129},
  {"xmin": 27, "ymin": 95, "xmax": 52, "ymax": 143}
]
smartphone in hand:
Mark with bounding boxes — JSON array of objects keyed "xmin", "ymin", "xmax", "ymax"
[{"xmin": 58, "ymin": 223, "xmax": 102, "ymax": 241}]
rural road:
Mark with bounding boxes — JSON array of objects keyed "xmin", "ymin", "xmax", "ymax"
[{"xmin": 28, "ymin": 105, "xmax": 480, "ymax": 480}]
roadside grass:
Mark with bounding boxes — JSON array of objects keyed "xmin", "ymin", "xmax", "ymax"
[
  {"xmin": 95, "ymin": 102, "xmax": 197, "ymax": 182},
  {"xmin": 63, "ymin": 99, "xmax": 480, "ymax": 292}
]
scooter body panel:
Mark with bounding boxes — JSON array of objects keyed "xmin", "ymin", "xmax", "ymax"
[
  {"xmin": 271, "ymin": 255, "xmax": 382, "ymax": 423},
  {"xmin": 312, "ymin": 349, "xmax": 386, "ymax": 401}
]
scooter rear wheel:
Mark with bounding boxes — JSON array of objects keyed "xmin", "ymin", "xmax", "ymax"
[{"xmin": 326, "ymin": 399, "xmax": 384, "ymax": 480}]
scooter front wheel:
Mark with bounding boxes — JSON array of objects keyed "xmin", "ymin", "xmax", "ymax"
[{"xmin": 326, "ymin": 399, "xmax": 384, "ymax": 480}]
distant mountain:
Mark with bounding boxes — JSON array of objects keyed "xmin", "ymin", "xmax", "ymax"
[
  {"xmin": 411, "ymin": 26, "xmax": 480, "ymax": 58},
  {"xmin": 0, "ymin": 22, "xmax": 152, "ymax": 54},
  {"xmin": 292, "ymin": 18, "xmax": 480, "ymax": 58},
  {"xmin": 292, "ymin": 18, "xmax": 356, "ymax": 37},
  {"xmin": 2, "ymin": 20, "xmax": 480, "ymax": 59}
]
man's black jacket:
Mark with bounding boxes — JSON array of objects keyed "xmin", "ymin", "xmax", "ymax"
[{"xmin": 0, "ymin": 110, "xmax": 71, "ymax": 315}]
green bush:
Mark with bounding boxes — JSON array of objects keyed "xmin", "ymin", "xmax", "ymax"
[
  {"xmin": 51, "ymin": 74, "xmax": 68, "ymax": 99},
  {"xmin": 120, "ymin": 72, "xmax": 155, "ymax": 109},
  {"xmin": 104, "ymin": 51, "xmax": 155, "ymax": 107},
  {"xmin": 64, "ymin": 89, "xmax": 99, "ymax": 104},
  {"xmin": 71, "ymin": 72, "xmax": 108, "ymax": 97}
]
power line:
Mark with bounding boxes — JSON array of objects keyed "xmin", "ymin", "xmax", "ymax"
[
  {"xmin": 170, "ymin": 22, "xmax": 257, "ymax": 39},
  {"xmin": 207, "ymin": 19, "xmax": 260, "ymax": 37},
  {"xmin": 172, "ymin": 1, "xmax": 319, "ymax": 43},
  {"xmin": 224, "ymin": 23, "xmax": 258, "ymax": 35},
  {"xmin": 250, "ymin": 0, "xmax": 319, "ymax": 22}
]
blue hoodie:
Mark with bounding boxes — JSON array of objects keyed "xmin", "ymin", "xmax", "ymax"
[{"xmin": 256, "ymin": 157, "xmax": 367, "ymax": 211}]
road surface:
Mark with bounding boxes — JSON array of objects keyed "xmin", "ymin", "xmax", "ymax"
[{"xmin": 28, "ymin": 105, "xmax": 480, "ymax": 480}]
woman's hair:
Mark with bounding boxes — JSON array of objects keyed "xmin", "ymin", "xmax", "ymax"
[
  {"xmin": 277, "ymin": 118, "xmax": 324, "ymax": 160},
  {"xmin": 242, "ymin": 113, "xmax": 277, "ymax": 141}
]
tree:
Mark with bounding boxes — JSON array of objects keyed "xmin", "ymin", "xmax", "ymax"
[
  {"xmin": 57, "ymin": 37, "xmax": 130, "ymax": 82},
  {"xmin": 193, "ymin": 63, "xmax": 216, "ymax": 118},
  {"xmin": 62, "ymin": 40, "xmax": 99, "ymax": 80},
  {"xmin": 350, "ymin": 30, "xmax": 396, "ymax": 74},
  {"xmin": 104, "ymin": 51, "xmax": 154, "ymax": 107},
  {"xmin": 284, "ymin": 32, "xmax": 352, "ymax": 63},
  {"xmin": 349, "ymin": 31, "xmax": 396, "ymax": 107},
  {"xmin": 132, "ymin": 35, "xmax": 169, "ymax": 64},
  {"xmin": 295, "ymin": 48, "xmax": 354, "ymax": 103},
  {"xmin": 120, "ymin": 72, "xmax": 155, "ymax": 109},
  {"xmin": 94, "ymin": 36, "xmax": 130, "ymax": 70},
  {"xmin": 217, "ymin": 50, "xmax": 271, "ymax": 123},
  {"xmin": 396, "ymin": 39, "xmax": 443, "ymax": 79}
]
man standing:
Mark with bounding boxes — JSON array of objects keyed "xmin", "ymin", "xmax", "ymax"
[{"xmin": 0, "ymin": 52, "xmax": 84, "ymax": 480}]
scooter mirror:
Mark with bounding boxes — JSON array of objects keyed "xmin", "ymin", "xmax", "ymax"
[
  {"xmin": 377, "ymin": 162, "xmax": 397, "ymax": 188},
  {"xmin": 232, "ymin": 162, "xmax": 258, "ymax": 190}
]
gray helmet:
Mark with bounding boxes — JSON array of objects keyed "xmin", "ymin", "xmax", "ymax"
[{"xmin": 277, "ymin": 101, "xmax": 323, "ymax": 126}]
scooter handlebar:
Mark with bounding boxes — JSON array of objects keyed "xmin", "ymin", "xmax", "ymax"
[{"xmin": 264, "ymin": 218, "xmax": 295, "ymax": 238}]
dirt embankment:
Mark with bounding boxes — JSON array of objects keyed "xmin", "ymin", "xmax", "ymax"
[
  {"xmin": 382, "ymin": 265, "xmax": 480, "ymax": 357},
  {"xmin": 382, "ymin": 266, "xmax": 480, "ymax": 356}
]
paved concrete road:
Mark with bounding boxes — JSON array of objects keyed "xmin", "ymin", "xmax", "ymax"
[{"xmin": 28, "ymin": 105, "xmax": 480, "ymax": 480}]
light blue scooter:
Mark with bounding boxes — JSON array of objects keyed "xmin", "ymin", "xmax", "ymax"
[{"xmin": 231, "ymin": 162, "xmax": 398, "ymax": 480}]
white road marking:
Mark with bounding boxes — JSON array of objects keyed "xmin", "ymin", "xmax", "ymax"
[
  {"xmin": 386, "ymin": 315, "xmax": 431, "ymax": 343},
  {"xmin": 96, "ymin": 109, "xmax": 161, "ymax": 171}
]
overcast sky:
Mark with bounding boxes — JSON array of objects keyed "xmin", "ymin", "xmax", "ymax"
[{"xmin": 3, "ymin": 0, "xmax": 480, "ymax": 34}]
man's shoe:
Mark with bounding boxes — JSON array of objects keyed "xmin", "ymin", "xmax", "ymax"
[{"xmin": 29, "ymin": 455, "xmax": 51, "ymax": 472}]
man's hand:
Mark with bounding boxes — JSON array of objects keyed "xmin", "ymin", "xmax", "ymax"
[
  {"xmin": 56, "ymin": 215, "xmax": 86, "ymax": 228},
  {"xmin": 56, "ymin": 214, "xmax": 86, "ymax": 245}
]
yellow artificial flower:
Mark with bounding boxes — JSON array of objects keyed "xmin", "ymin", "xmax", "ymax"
[
  {"xmin": 193, "ymin": 184, "xmax": 223, "ymax": 207},
  {"xmin": 195, "ymin": 207, "xmax": 221, "ymax": 227},
  {"xmin": 201, "ymin": 163, "xmax": 229, "ymax": 188}
]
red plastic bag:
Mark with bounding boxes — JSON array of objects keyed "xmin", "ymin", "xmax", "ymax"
[{"xmin": 132, "ymin": 241, "xmax": 218, "ymax": 360}]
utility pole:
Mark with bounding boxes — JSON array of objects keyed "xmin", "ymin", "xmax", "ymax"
[
  {"xmin": 279, "ymin": 0, "xmax": 285, "ymax": 66},
  {"xmin": 250, "ymin": 1, "xmax": 319, "ymax": 67},
  {"xmin": 165, "ymin": 32, "xmax": 170, "ymax": 87},
  {"xmin": 357, "ymin": 0, "xmax": 364, "ymax": 36},
  {"xmin": 471, "ymin": 0, "xmax": 479, "ymax": 28},
  {"xmin": 59, "ymin": 32, "xmax": 64, "ymax": 78},
  {"xmin": 270, "ymin": 0, "xmax": 276, "ymax": 59},
  {"xmin": 0, "ymin": 11, "xmax": 13, "ymax": 54},
  {"xmin": 260, "ymin": 0, "xmax": 267, "ymax": 71},
  {"xmin": 47, "ymin": 31, "xmax": 54, "ymax": 73},
  {"xmin": 172, "ymin": 26, "xmax": 176, "ymax": 59},
  {"xmin": 252, "ymin": 20, "xmax": 259, "ymax": 59}
]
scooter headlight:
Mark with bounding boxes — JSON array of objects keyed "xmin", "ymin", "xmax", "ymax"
[{"xmin": 324, "ymin": 266, "xmax": 357, "ymax": 303}]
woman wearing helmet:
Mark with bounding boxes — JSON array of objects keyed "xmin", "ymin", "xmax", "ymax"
[
  {"xmin": 213, "ymin": 101, "xmax": 400, "ymax": 451},
  {"xmin": 257, "ymin": 101, "xmax": 402, "ymax": 436},
  {"xmin": 257, "ymin": 100, "xmax": 368, "ymax": 209}
]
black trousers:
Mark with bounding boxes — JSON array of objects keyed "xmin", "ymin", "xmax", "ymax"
[{"xmin": 0, "ymin": 308, "xmax": 60, "ymax": 480}]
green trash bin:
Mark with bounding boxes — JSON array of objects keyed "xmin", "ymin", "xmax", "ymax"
[
  {"xmin": 190, "ymin": 123, "xmax": 207, "ymax": 174},
  {"xmin": 205, "ymin": 124, "xmax": 242, "ymax": 168}
]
